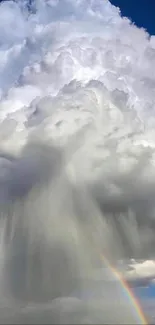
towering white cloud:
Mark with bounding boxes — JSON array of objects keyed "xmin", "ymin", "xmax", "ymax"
[{"xmin": 0, "ymin": 0, "xmax": 154, "ymax": 323}]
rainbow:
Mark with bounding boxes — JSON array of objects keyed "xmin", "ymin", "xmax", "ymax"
[{"xmin": 102, "ymin": 256, "xmax": 148, "ymax": 325}]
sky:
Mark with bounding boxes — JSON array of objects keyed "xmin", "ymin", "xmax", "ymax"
[
  {"xmin": 0, "ymin": 0, "xmax": 154, "ymax": 34},
  {"xmin": 110, "ymin": 0, "xmax": 155, "ymax": 35},
  {"xmin": 0, "ymin": 0, "xmax": 155, "ymax": 262},
  {"xmin": 0, "ymin": 0, "xmax": 155, "ymax": 322}
]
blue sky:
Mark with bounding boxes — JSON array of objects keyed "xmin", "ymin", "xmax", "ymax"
[{"xmin": 110, "ymin": 0, "xmax": 155, "ymax": 36}]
